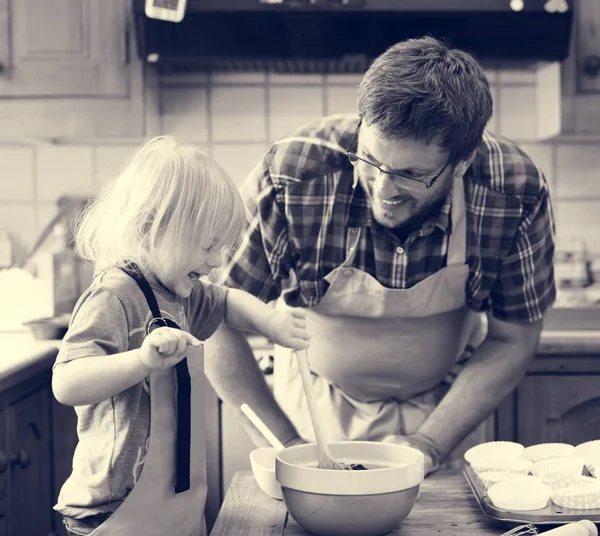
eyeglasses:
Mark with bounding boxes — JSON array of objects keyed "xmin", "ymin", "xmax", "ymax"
[{"xmin": 345, "ymin": 121, "xmax": 450, "ymax": 190}]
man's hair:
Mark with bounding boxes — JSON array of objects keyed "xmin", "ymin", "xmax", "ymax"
[{"xmin": 358, "ymin": 36, "xmax": 493, "ymax": 164}]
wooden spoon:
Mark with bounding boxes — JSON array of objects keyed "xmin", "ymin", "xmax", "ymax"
[{"xmin": 294, "ymin": 349, "xmax": 350, "ymax": 470}]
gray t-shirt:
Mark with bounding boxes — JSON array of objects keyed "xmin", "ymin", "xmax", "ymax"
[{"xmin": 53, "ymin": 267, "xmax": 228, "ymax": 519}]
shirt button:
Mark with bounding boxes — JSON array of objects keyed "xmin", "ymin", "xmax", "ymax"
[
  {"xmin": 396, "ymin": 246, "xmax": 405, "ymax": 255},
  {"xmin": 343, "ymin": 269, "xmax": 353, "ymax": 277}
]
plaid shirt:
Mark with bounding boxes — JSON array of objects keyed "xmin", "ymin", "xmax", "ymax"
[{"xmin": 219, "ymin": 115, "xmax": 556, "ymax": 323}]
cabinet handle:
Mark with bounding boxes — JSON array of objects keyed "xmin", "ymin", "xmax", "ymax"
[
  {"xmin": 9, "ymin": 449, "xmax": 31, "ymax": 469},
  {"xmin": 582, "ymin": 55, "xmax": 600, "ymax": 78},
  {"xmin": 0, "ymin": 452, "xmax": 8, "ymax": 473}
]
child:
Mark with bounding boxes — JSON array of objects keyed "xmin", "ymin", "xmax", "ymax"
[{"xmin": 52, "ymin": 136, "xmax": 310, "ymax": 536}]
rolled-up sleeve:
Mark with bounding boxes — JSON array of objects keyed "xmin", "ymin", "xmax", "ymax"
[
  {"xmin": 216, "ymin": 157, "xmax": 294, "ymax": 304},
  {"xmin": 489, "ymin": 183, "xmax": 556, "ymax": 323}
]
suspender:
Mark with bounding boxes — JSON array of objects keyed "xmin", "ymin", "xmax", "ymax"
[{"xmin": 122, "ymin": 263, "xmax": 191, "ymax": 495}]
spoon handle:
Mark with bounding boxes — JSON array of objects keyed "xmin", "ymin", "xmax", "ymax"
[
  {"xmin": 294, "ymin": 349, "xmax": 337, "ymax": 464},
  {"xmin": 240, "ymin": 403, "xmax": 285, "ymax": 451}
]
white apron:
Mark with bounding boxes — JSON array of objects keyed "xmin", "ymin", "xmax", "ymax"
[
  {"xmin": 83, "ymin": 266, "xmax": 208, "ymax": 536},
  {"xmin": 85, "ymin": 349, "xmax": 207, "ymax": 536},
  {"xmin": 273, "ymin": 172, "xmax": 488, "ymax": 463}
]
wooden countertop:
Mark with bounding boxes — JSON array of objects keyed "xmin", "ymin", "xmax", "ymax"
[
  {"xmin": 211, "ymin": 470, "xmax": 509, "ymax": 535},
  {"xmin": 538, "ymin": 330, "xmax": 600, "ymax": 354},
  {"xmin": 0, "ymin": 332, "xmax": 60, "ymax": 390}
]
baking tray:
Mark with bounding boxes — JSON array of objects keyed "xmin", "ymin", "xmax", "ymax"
[{"xmin": 463, "ymin": 464, "xmax": 600, "ymax": 525}]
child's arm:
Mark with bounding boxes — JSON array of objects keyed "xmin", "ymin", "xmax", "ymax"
[
  {"xmin": 224, "ymin": 288, "xmax": 310, "ymax": 349},
  {"xmin": 53, "ymin": 327, "xmax": 201, "ymax": 406}
]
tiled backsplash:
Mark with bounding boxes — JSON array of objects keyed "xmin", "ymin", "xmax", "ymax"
[{"xmin": 2, "ymin": 66, "xmax": 600, "ymax": 264}]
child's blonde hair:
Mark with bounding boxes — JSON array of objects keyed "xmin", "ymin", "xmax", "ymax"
[{"xmin": 75, "ymin": 136, "xmax": 246, "ymax": 281}]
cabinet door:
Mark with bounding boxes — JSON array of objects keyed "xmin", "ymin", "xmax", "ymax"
[
  {"xmin": 0, "ymin": 0, "xmax": 128, "ymax": 97},
  {"xmin": 0, "ymin": 405, "xmax": 6, "ymax": 536},
  {"xmin": 517, "ymin": 375, "xmax": 600, "ymax": 446},
  {"xmin": 7, "ymin": 381, "xmax": 52, "ymax": 536},
  {"xmin": 51, "ymin": 398, "xmax": 78, "ymax": 536},
  {"xmin": 560, "ymin": 0, "xmax": 600, "ymax": 134}
]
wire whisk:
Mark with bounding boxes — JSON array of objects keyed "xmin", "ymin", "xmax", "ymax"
[{"xmin": 502, "ymin": 524, "xmax": 538, "ymax": 536}]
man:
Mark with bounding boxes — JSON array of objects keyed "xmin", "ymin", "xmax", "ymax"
[{"xmin": 205, "ymin": 36, "xmax": 555, "ymax": 475}]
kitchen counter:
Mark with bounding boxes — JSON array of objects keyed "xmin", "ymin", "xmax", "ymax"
[
  {"xmin": 537, "ymin": 330, "xmax": 600, "ymax": 354},
  {"xmin": 0, "ymin": 328, "xmax": 598, "ymax": 394},
  {"xmin": 0, "ymin": 332, "xmax": 60, "ymax": 390},
  {"xmin": 211, "ymin": 470, "xmax": 508, "ymax": 535}
]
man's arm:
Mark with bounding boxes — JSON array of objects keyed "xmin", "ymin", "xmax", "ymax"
[
  {"xmin": 395, "ymin": 158, "xmax": 556, "ymax": 470},
  {"xmin": 204, "ymin": 324, "xmax": 304, "ymax": 448},
  {"xmin": 412, "ymin": 315, "xmax": 543, "ymax": 466},
  {"xmin": 204, "ymin": 154, "xmax": 306, "ymax": 449}
]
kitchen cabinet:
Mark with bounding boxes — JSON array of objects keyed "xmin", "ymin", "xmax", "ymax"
[
  {"xmin": 5, "ymin": 374, "xmax": 53, "ymax": 536},
  {"xmin": 0, "ymin": 0, "xmax": 147, "ymax": 139},
  {"xmin": 0, "ymin": 0, "xmax": 128, "ymax": 97},
  {"xmin": 538, "ymin": 0, "xmax": 600, "ymax": 139},
  {"xmin": 0, "ymin": 366, "xmax": 76, "ymax": 536},
  {"xmin": 517, "ymin": 375, "xmax": 600, "ymax": 446},
  {"xmin": 496, "ymin": 353, "xmax": 600, "ymax": 446}
]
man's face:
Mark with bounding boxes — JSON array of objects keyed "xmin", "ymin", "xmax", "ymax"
[{"xmin": 356, "ymin": 122, "xmax": 456, "ymax": 229}]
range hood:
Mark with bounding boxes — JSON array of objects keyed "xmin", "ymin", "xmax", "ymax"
[{"xmin": 133, "ymin": 0, "xmax": 574, "ymax": 74}]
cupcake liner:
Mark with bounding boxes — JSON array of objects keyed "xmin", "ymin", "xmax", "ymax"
[
  {"xmin": 477, "ymin": 472, "xmax": 541, "ymax": 490},
  {"xmin": 532, "ymin": 456, "xmax": 585, "ymax": 477},
  {"xmin": 539, "ymin": 472, "xmax": 598, "ymax": 491},
  {"xmin": 471, "ymin": 456, "xmax": 533, "ymax": 475},
  {"xmin": 487, "ymin": 479, "xmax": 551, "ymax": 511},
  {"xmin": 464, "ymin": 441, "xmax": 524, "ymax": 464},
  {"xmin": 551, "ymin": 483, "xmax": 600, "ymax": 509},
  {"xmin": 574, "ymin": 440, "xmax": 600, "ymax": 462},
  {"xmin": 521, "ymin": 443, "xmax": 576, "ymax": 463}
]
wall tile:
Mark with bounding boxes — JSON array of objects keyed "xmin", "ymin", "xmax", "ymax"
[
  {"xmin": 212, "ymin": 143, "xmax": 267, "ymax": 188},
  {"xmin": 93, "ymin": 145, "xmax": 139, "ymax": 189},
  {"xmin": 498, "ymin": 67, "xmax": 536, "ymax": 85},
  {"xmin": 211, "ymin": 73, "xmax": 266, "ymax": 85},
  {"xmin": 497, "ymin": 85, "xmax": 537, "ymax": 141},
  {"xmin": 554, "ymin": 200, "xmax": 600, "ymax": 254},
  {"xmin": 269, "ymin": 86, "xmax": 324, "ymax": 141},
  {"xmin": 555, "ymin": 145, "xmax": 600, "ymax": 199},
  {"xmin": 518, "ymin": 143, "xmax": 556, "ymax": 196},
  {"xmin": 270, "ymin": 73, "xmax": 324, "ymax": 85},
  {"xmin": 0, "ymin": 146, "xmax": 35, "ymax": 201},
  {"xmin": 36, "ymin": 146, "xmax": 93, "ymax": 203},
  {"xmin": 0, "ymin": 203, "xmax": 37, "ymax": 263},
  {"xmin": 211, "ymin": 87, "xmax": 267, "ymax": 142},
  {"xmin": 326, "ymin": 74, "xmax": 363, "ymax": 86},
  {"xmin": 326, "ymin": 85, "xmax": 358, "ymax": 116},
  {"xmin": 161, "ymin": 87, "xmax": 209, "ymax": 142},
  {"xmin": 36, "ymin": 202, "xmax": 60, "ymax": 236}
]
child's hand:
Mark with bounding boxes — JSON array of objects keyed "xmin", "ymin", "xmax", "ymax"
[
  {"xmin": 266, "ymin": 308, "xmax": 310, "ymax": 350},
  {"xmin": 139, "ymin": 327, "xmax": 202, "ymax": 371}
]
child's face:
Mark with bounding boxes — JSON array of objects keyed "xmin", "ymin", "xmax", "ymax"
[{"xmin": 163, "ymin": 246, "xmax": 223, "ymax": 299}]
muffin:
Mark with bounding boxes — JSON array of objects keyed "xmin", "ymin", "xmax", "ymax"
[
  {"xmin": 532, "ymin": 456, "xmax": 585, "ymax": 477},
  {"xmin": 521, "ymin": 443, "xmax": 576, "ymax": 463},
  {"xmin": 551, "ymin": 482, "xmax": 600, "ymax": 509},
  {"xmin": 471, "ymin": 456, "xmax": 533, "ymax": 475},
  {"xmin": 464, "ymin": 441, "xmax": 524, "ymax": 465},
  {"xmin": 487, "ymin": 479, "xmax": 552, "ymax": 511}
]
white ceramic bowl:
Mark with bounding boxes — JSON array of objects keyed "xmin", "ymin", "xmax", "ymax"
[
  {"xmin": 249, "ymin": 447, "xmax": 283, "ymax": 500},
  {"xmin": 276, "ymin": 441, "xmax": 424, "ymax": 536}
]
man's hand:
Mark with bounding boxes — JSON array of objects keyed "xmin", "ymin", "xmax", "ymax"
[{"xmin": 381, "ymin": 433, "xmax": 442, "ymax": 476}]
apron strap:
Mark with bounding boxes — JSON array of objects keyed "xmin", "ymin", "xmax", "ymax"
[{"xmin": 121, "ymin": 262, "xmax": 191, "ymax": 495}]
